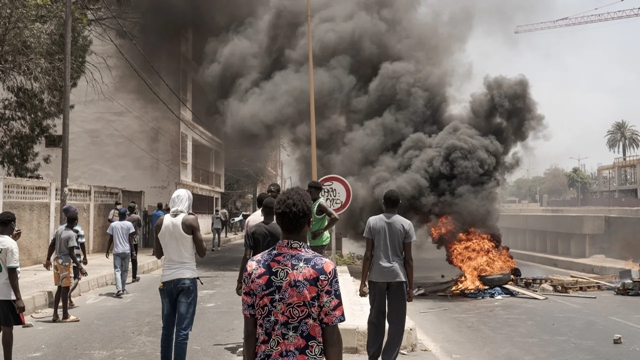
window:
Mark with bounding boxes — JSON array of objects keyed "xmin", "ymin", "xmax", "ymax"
[
  {"xmin": 45, "ymin": 135, "xmax": 62, "ymax": 148},
  {"xmin": 180, "ymin": 132, "xmax": 189, "ymax": 164}
]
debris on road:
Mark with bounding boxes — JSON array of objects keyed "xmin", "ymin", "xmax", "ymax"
[
  {"xmin": 541, "ymin": 292, "xmax": 597, "ymax": 299},
  {"xmin": 517, "ymin": 274, "xmax": 617, "ymax": 294},
  {"xmin": 419, "ymin": 308, "xmax": 448, "ymax": 314},
  {"xmin": 613, "ymin": 335, "xmax": 623, "ymax": 344},
  {"xmin": 616, "ymin": 269, "xmax": 640, "ymax": 296},
  {"xmin": 503, "ymin": 284, "xmax": 547, "ymax": 300}
]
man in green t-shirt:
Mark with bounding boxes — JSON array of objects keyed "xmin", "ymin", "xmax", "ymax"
[{"xmin": 306, "ymin": 181, "xmax": 340, "ymax": 255}]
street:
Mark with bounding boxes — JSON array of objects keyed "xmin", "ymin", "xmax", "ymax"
[{"xmin": 11, "ymin": 239, "xmax": 640, "ymax": 360}]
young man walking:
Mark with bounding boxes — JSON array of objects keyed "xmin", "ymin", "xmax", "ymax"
[
  {"xmin": 306, "ymin": 181, "xmax": 340, "ymax": 255},
  {"xmin": 155, "ymin": 189, "xmax": 206, "ymax": 360},
  {"xmin": 151, "ymin": 202, "xmax": 165, "ymax": 256},
  {"xmin": 211, "ymin": 209, "xmax": 223, "ymax": 251},
  {"xmin": 244, "ymin": 193, "xmax": 269, "ymax": 232},
  {"xmin": 220, "ymin": 206, "xmax": 229, "ymax": 238},
  {"xmin": 66, "ymin": 211, "xmax": 87, "ymax": 308},
  {"xmin": 0, "ymin": 212, "xmax": 25, "ymax": 360},
  {"xmin": 126, "ymin": 204, "xmax": 143, "ymax": 283},
  {"xmin": 359, "ymin": 189, "xmax": 415, "ymax": 360},
  {"xmin": 242, "ymin": 187, "xmax": 344, "ymax": 359},
  {"xmin": 235, "ymin": 197, "xmax": 280, "ymax": 296},
  {"xmin": 44, "ymin": 207, "xmax": 88, "ymax": 323},
  {"xmin": 107, "ymin": 201, "xmax": 123, "ymax": 223},
  {"xmin": 106, "ymin": 208, "xmax": 136, "ymax": 297}
]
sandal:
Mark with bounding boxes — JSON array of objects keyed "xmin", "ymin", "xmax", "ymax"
[
  {"xmin": 69, "ymin": 300, "xmax": 75, "ymax": 308},
  {"xmin": 51, "ymin": 315, "xmax": 60, "ymax": 323},
  {"xmin": 61, "ymin": 316, "xmax": 80, "ymax": 323},
  {"xmin": 114, "ymin": 291, "xmax": 123, "ymax": 297}
]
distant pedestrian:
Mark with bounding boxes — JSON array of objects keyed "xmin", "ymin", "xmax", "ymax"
[
  {"xmin": 306, "ymin": 181, "xmax": 340, "ymax": 255},
  {"xmin": 0, "ymin": 212, "xmax": 25, "ymax": 360},
  {"xmin": 108, "ymin": 201, "xmax": 123, "ymax": 223},
  {"xmin": 155, "ymin": 189, "xmax": 206, "ymax": 360},
  {"xmin": 127, "ymin": 204, "xmax": 143, "ymax": 283},
  {"xmin": 220, "ymin": 206, "xmax": 229, "ymax": 237},
  {"xmin": 242, "ymin": 187, "xmax": 344, "ymax": 359},
  {"xmin": 211, "ymin": 208, "xmax": 222, "ymax": 251},
  {"xmin": 359, "ymin": 189, "xmax": 415, "ymax": 360},
  {"xmin": 236, "ymin": 197, "xmax": 281, "ymax": 296},
  {"xmin": 106, "ymin": 208, "xmax": 136, "ymax": 297},
  {"xmin": 266, "ymin": 182, "xmax": 281, "ymax": 199},
  {"xmin": 152, "ymin": 203, "xmax": 165, "ymax": 228},
  {"xmin": 244, "ymin": 193, "xmax": 269, "ymax": 232},
  {"xmin": 44, "ymin": 206, "xmax": 88, "ymax": 323}
]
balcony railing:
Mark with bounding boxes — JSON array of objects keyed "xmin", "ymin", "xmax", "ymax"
[{"xmin": 192, "ymin": 165, "xmax": 223, "ymax": 189}]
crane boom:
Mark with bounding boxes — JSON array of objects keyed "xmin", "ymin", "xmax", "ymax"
[{"xmin": 515, "ymin": 7, "xmax": 640, "ymax": 34}]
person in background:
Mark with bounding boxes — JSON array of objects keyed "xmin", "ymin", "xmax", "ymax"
[
  {"xmin": 0, "ymin": 212, "xmax": 25, "ymax": 360},
  {"xmin": 155, "ymin": 189, "xmax": 206, "ymax": 360},
  {"xmin": 211, "ymin": 208, "xmax": 222, "ymax": 251},
  {"xmin": 106, "ymin": 208, "xmax": 136, "ymax": 297},
  {"xmin": 266, "ymin": 182, "xmax": 281, "ymax": 200},
  {"xmin": 235, "ymin": 197, "xmax": 280, "ymax": 296},
  {"xmin": 67, "ymin": 210, "xmax": 87, "ymax": 308},
  {"xmin": 220, "ymin": 206, "xmax": 229, "ymax": 238},
  {"xmin": 306, "ymin": 181, "xmax": 340, "ymax": 255},
  {"xmin": 127, "ymin": 203, "xmax": 143, "ymax": 283},
  {"xmin": 359, "ymin": 189, "xmax": 415, "ymax": 360},
  {"xmin": 44, "ymin": 208, "xmax": 88, "ymax": 323},
  {"xmin": 108, "ymin": 201, "xmax": 123, "ymax": 223},
  {"xmin": 244, "ymin": 193, "xmax": 269, "ymax": 233},
  {"xmin": 242, "ymin": 187, "xmax": 344, "ymax": 359},
  {"xmin": 151, "ymin": 202, "xmax": 165, "ymax": 256}
]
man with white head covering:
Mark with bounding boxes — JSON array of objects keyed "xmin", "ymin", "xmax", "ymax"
[{"xmin": 154, "ymin": 189, "xmax": 206, "ymax": 360}]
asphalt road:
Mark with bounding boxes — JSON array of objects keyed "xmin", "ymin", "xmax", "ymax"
[{"xmin": 12, "ymin": 240, "xmax": 375, "ymax": 360}]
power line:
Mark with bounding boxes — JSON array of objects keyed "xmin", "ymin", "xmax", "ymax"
[
  {"xmin": 98, "ymin": 0, "xmax": 208, "ymax": 129},
  {"xmin": 81, "ymin": 3, "xmax": 211, "ymax": 143}
]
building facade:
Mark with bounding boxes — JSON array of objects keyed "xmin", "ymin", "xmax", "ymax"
[{"xmin": 37, "ymin": 25, "xmax": 224, "ymax": 214}]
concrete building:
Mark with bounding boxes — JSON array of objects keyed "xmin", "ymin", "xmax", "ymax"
[
  {"xmin": 593, "ymin": 155, "xmax": 640, "ymax": 198},
  {"xmin": 36, "ymin": 26, "xmax": 224, "ymax": 214}
]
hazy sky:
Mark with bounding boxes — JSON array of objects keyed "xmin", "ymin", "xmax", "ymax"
[{"xmin": 455, "ymin": 0, "xmax": 640, "ymax": 179}]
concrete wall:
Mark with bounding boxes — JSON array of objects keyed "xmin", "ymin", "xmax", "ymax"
[
  {"xmin": 499, "ymin": 212, "xmax": 640, "ymax": 261},
  {"xmin": 3, "ymin": 201, "xmax": 50, "ymax": 268},
  {"xmin": 92, "ymin": 204, "xmax": 114, "ymax": 253}
]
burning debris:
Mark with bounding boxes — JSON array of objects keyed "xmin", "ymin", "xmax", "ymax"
[{"xmin": 428, "ymin": 216, "xmax": 516, "ymax": 292}]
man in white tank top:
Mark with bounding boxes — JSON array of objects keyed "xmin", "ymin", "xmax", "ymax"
[{"xmin": 154, "ymin": 189, "xmax": 206, "ymax": 360}]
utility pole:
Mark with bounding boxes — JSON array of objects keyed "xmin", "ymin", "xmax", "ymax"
[
  {"xmin": 570, "ymin": 156, "xmax": 589, "ymax": 207},
  {"xmin": 60, "ymin": 0, "xmax": 72, "ymax": 221},
  {"xmin": 307, "ymin": 0, "xmax": 318, "ymax": 180}
]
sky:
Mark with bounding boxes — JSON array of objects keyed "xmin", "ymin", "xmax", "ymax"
[{"xmin": 452, "ymin": 0, "xmax": 640, "ymax": 179}]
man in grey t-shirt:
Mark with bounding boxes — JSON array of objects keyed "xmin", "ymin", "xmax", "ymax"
[{"xmin": 359, "ymin": 189, "xmax": 415, "ymax": 360}]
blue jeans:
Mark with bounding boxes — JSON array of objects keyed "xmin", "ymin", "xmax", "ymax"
[
  {"xmin": 212, "ymin": 228, "xmax": 222, "ymax": 249},
  {"xmin": 113, "ymin": 253, "xmax": 130, "ymax": 292},
  {"xmin": 159, "ymin": 278, "xmax": 198, "ymax": 360}
]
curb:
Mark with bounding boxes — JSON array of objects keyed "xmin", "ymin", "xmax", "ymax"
[
  {"xmin": 512, "ymin": 250, "xmax": 632, "ymax": 276},
  {"xmin": 339, "ymin": 266, "xmax": 418, "ymax": 354},
  {"xmin": 23, "ymin": 257, "xmax": 164, "ymax": 317}
]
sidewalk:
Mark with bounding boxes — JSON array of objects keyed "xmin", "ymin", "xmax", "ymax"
[
  {"xmin": 19, "ymin": 232, "xmax": 244, "ymax": 316},
  {"xmin": 512, "ymin": 249, "xmax": 637, "ymax": 276}
]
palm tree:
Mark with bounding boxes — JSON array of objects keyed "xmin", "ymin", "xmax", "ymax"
[{"xmin": 605, "ymin": 120, "xmax": 640, "ymax": 161}]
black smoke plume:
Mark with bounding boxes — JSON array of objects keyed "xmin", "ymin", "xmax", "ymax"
[{"xmin": 125, "ymin": 0, "xmax": 546, "ymax": 239}]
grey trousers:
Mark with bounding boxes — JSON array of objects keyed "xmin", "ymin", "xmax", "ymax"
[
  {"xmin": 113, "ymin": 253, "xmax": 130, "ymax": 292},
  {"xmin": 367, "ymin": 281, "xmax": 407, "ymax": 360}
]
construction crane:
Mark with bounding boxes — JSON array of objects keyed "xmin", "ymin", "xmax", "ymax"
[{"xmin": 515, "ymin": 6, "xmax": 640, "ymax": 34}]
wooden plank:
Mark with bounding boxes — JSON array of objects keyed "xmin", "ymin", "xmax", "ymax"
[
  {"xmin": 570, "ymin": 274, "xmax": 615, "ymax": 287},
  {"xmin": 503, "ymin": 284, "xmax": 547, "ymax": 300}
]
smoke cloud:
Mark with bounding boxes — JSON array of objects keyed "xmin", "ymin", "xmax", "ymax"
[{"xmin": 128, "ymin": 0, "xmax": 546, "ymax": 236}]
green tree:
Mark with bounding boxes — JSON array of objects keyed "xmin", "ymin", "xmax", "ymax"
[
  {"xmin": 540, "ymin": 165, "xmax": 569, "ymax": 199},
  {"xmin": 566, "ymin": 167, "xmax": 591, "ymax": 199},
  {"xmin": 0, "ymin": 0, "xmax": 92, "ymax": 177},
  {"xmin": 605, "ymin": 119, "xmax": 640, "ymax": 161}
]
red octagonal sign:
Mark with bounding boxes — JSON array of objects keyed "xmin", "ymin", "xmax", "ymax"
[{"xmin": 319, "ymin": 175, "xmax": 352, "ymax": 215}]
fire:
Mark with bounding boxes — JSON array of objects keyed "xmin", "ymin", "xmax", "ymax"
[
  {"xmin": 429, "ymin": 216, "xmax": 516, "ymax": 291},
  {"xmin": 625, "ymin": 259, "xmax": 640, "ymax": 270}
]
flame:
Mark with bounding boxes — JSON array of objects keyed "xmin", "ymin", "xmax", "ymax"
[{"xmin": 429, "ymin": 216, "xmax": 516, "ymax": 291}]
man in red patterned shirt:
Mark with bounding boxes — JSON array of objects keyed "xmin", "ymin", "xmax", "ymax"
[{"xmin": 242, "ymin": 187, "xmax": 345, "ymax": 359}]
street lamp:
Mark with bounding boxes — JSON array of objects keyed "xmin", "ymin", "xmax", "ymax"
[
  {"xmin": 307, "ymin": 0, "xmax": 318, "ymax": 180},
  {"xmin": 570, "ymin": 156, "xmax": 589, "ymax": 207}
]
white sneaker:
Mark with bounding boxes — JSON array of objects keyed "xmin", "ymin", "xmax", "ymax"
[{"xmin": 217, "ymin": 247, "xmax": 221, "ymax": 251}]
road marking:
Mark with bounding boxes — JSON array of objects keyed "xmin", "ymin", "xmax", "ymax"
[
  {"xmin": 548, "ymin": 297, "xmax": 581, "ymax": 308},
  {"xmin": 610, "ymin": 317, "xmax": 640, "ymax": 331}
]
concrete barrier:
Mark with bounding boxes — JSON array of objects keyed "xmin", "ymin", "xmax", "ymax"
[{"xmin": 339, "ymin": 266, "xmax": 418, "ymax": 354}]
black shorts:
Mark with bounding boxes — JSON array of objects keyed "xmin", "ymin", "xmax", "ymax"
[
  {"xmin": 73, "ymin": 266, "xmax": 80, "ymax": 280},
  {"xmin": 0, "ymin": 300, "xmax": 23, "ymax": 327}
]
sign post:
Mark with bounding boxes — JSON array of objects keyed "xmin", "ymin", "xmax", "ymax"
[{"xmin": 318, "ymin": 175, "xmax": 352, "ymax": 261}]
